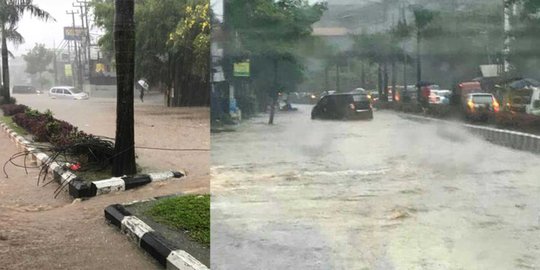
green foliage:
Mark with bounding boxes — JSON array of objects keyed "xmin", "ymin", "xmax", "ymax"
[
  {"xmin": 168, "ymin": 3, "xmax": 210, "ymax": 80},
  {"xmin": 506, "ymin": 0, "xmax": 540, "ymax": 78},
  {"xmin": 225, "ymin": 0, "xmax": 326, "ymax": 111},
  {"xmin": 1, "ymin": 0, "xmax": 54, "ymax": 101},
  {"xmin": 411, "ymin": 5, "xmax": 438, "ymax": 34},
  {"xmin": 91, "ymin": 0, "xmax": 210, "ymax": 106},
  {"xmin": 146, "ymin": 194, "xmax": 210, "ymax": 246},
  {"xmin": 0, "ymin": 115, "xmax": 26, "ymax": 135},
  {"xmin": 23, "ymin": 43, "xmax": 54, "ymax": 76}
]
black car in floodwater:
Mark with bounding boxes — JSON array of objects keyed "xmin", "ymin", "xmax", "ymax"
[
  {"xmin": 12, "ymin": 85, "xmax": 37, "ymax": 94},
  {"xmin": 311, "ymin": 92, "xmax": 373, "ymax": 120}
]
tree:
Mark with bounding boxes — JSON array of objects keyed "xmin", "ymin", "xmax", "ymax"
[
  {"xmin": 410, "ymin": 5, "xmax": 437, "ymax": 85},
  {"xmin": 22, "ymin": 43, "xmax": 54, "ymax": 90},
  {"xmin": 225, "ymin": 0, "xmax": 326, "ymax": 124},
  {"xmin": 112, "ymin": 0, "xmax": 136, "ymax": 176},
  {"xmin": 0, "ymin": 0, "xmax": 53, "ymax": 102},
  {"xmin": 505, "ymin": 0, "xmax": 540, "ymax": 78},
  {"xmin": 167, "ymin": 2, "xmax": 211, "ymax": 106},
  {"xmin": 91, "ymin": 0, "xmax": 210, "ymax": 106}
]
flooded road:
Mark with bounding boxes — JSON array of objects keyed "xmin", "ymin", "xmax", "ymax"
[
  {"xmin": 211, "ymin": 105, "xmax": 540, "ymax": 269},
  {"xmin": 1, "ymin": 92, "xmax": 209, "ymax": 269}
]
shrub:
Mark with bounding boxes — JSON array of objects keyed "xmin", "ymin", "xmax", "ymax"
[
  {"xmin": 10, "ymin": 106, "xmax": 115, "ymax": 167},
  {"xmin": 0, "ymin": 104, "xmax": 28, "ymax": 116}
]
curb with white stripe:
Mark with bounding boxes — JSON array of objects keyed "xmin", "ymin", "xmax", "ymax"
[
  {"xmin": 69, "ymin": 170, "xmax": 185, "ymax": 198},
  {"xmin": 1, "ymin": 121, "xmax": 77, "ymax": 184},
  {"xmin": 1, "ymin": 121, "xmax": 186, "ymax": 198},
  {"xmin": 400, "ymin": 113, "xmax": 540, "ymax": 154},
  {"xmin": 104, "ymin": 203, "xmax": 209, "ymax": 270}
]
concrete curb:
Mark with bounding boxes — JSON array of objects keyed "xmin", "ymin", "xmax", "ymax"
[
  {"xmin": 104, "ymin": 202, "xmax": 209, "ymax": 270},
  {"xmin": 0, "ymin": 121, "xmax": 78, "ymax": 184},
  {"xmin": 400, "ymin": 113, "xmax": 540, "ymax": 154},
  {"xmin": 69, "ymin": 170, "xmax": 185, "ymax": 198}
]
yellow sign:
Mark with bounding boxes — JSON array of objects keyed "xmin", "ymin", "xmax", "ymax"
[
  {"xmin": 234, "ymin": 61, "xmax": 250, "ymax": 77},
  {"xmin": 64, "ymin": 64, "xmax": 72, "ymax": 77},
  {"xmin": 95, "ymin": 63, "xmax": 106, "ymax": 73}
]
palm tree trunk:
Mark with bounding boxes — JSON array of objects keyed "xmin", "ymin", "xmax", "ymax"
[
  {"xmin": 336, "ymin": 63, "xmax": 340, "ymax": 92},
  {"xmin": 383, "ymin": 61, "xmax": 389, "ymax": 102},
  {"xmin": 268, "ymin": 58, "xmax": 278, "ymax": 125},
  {"xmin": 391, "ymin": 59, "xmax": 397, "ymax": 102},
  {"xmin": 361, "ymin": 61, "xmax": 365, "ymax": 87},
  {"xmin": 324, "ymin": 65, "xmax": 328, "ymax": 91},
  {"xmin": 1, "ymin": 25, "xmax": 11, "ymax": 102},
  {"xmin": 403, "ymin": 43, "xmax": 407, "ymax": 94},
  {"xmin": 416, "ymin": 31, "xmax": 422, "ymax": 102},
  {"xmin": 112, "ymin": 0, "xmax": 136, "ymax": 176},
  {"xmin": 377, "ymin": 63, "xmax": 383, "ymax": 97}
]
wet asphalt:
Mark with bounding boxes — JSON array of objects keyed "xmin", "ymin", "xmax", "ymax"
[{"xmin": 211, "ymin": 104, "xmax": 540, "ymax": 270}]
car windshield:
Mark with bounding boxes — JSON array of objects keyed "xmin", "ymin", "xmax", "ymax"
[
  {"xmin": 69, "ymin": 88, "xmax": 83, "ymax": 94},
  {"xmin": 352, "ymin": 94, "xmax": 368, "ymax": 102},
  {"xmin": 472, "ymin": 95, "xmax": 494, "ymax": 103}
]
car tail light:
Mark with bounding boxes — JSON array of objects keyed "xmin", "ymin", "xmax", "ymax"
[
  {"xmin": 349, "ymin": 103, "xmax": 355, "ymax": 110},
  {"xmin": 493, "ymin": 100, "xmax": 500, "ymax": 112}
]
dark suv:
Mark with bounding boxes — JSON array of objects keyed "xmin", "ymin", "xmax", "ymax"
[
  {"xmin": 12, "ymin": 85, "xmax": 37, "ymax": 94},
  {"xmin": 311, "ymin": 92, "xmax": 373, "ymax": 120}
]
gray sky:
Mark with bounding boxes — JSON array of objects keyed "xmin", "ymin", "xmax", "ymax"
[
  {"xmin": 13, "ymin": 0, "xmax": 82, "ymax": 56},
  {"xmin": 14, "ymin": 0, "xmax": 223, "ymax": 56},
  {"xmin": 12, "ymin": 0, "xmax": 334, "ymax": 56}
]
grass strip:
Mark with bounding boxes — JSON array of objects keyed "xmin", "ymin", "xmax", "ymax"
[
  {"xmin": 146, "ymin": 194, "xmax": 210, "ymax": 246},
  {"xmin": 0, "ymin": 116, "xmax": 28, "ymax": 136}
]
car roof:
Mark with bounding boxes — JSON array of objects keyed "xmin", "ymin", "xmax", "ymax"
[
  {"xmin": 51, "ymin": 86, "xmax": 74, "ymax": 89},
  {"xmin": 327, "ymin": 91, "xmax": 368, "ymax": 96},
  {"xmin": 468, "ymin": 93, "xmax": 493, "ymax": 97}
]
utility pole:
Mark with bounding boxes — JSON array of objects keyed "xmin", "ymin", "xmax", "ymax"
[
  {"xmin": 503, "ymin": 1, "xmax": 515, "ymax": 73},
  {"xmin": 73, "ymin": 2, "xmax": 87, "ymax": 69},
  {"xmin": 74, "ymin": 0, "xmax": 92, "ymax": 81},
  {"xmin": 67, "ymin": 10, "xmax": 83, "ymax": 90}
]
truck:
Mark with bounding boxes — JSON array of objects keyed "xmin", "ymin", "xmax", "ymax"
[
  {"xmin": 500, "ymin": 83, "xmax": 540, "ymax": 116},
  {"xmin": 457, "ymin": 81, "xmax": 484, "ymax": 106}
]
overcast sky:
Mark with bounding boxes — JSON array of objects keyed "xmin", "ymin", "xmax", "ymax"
[
  {"xmin": 12, "ymin": 0, "xmax": 338, "ymax": 56},
  {"xmin": 13, "ymin": 0, "xmax": 83, "ymax": 56}
]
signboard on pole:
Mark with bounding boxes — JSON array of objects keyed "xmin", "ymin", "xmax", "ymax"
[
  {"xmin": 90, "ymin": 46, "xmax": 100, "ymax": 60},
  {"xmin": 233, "ymin": 61, "xmax": 250, "ymax": 77},
  {"xmin": 480, "ymin": 64, "xmax": 500, "ymax": 77},
  {"xmin": 64, "ymin": 27, "xmax": 85, "ymax": 41},
  {"xmin": 64, "ymin": 64, "xmax": 73, "ymax": 77}
]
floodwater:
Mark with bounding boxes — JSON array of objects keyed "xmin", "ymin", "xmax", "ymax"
[
  {"xmin": 0, "ymin": 92, "xmax": 209, "ymax": 269},
  {"xmin": 211, "ymin": 104, "xmax": 540, "ymax": 269}
]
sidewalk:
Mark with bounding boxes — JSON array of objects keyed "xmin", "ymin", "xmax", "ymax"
[{"xmin": 0, "ymin": 132, "xmax": 208, "ymax": 269}]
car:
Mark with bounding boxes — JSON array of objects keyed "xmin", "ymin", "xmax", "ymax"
[
  {"xmin": 311, "ymin": 92, "xmax": 373, "ymax": 120},
  {"xmin": 429, "ymin": 90, "xmax": 452, "ymax": 105},
  {"xmin": 12, "ymin": 85, "xmax": 37, "ymax": 94},
  {"xmin": 463, "ymin": 93, "xmax": 499, "ymax": 121},
  {"xmin": 48, "ymin": 86, "xmax": 89, "ymax": 100}
]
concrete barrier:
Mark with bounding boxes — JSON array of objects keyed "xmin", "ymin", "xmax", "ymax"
[{"xmin": 402, "ymin": 114, "xmax": 540, "ymax": 155}]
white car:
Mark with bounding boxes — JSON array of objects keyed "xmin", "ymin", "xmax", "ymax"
[{"xmin": 48, "ymin": 86, "xmax": 89, "ymax": 100}]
